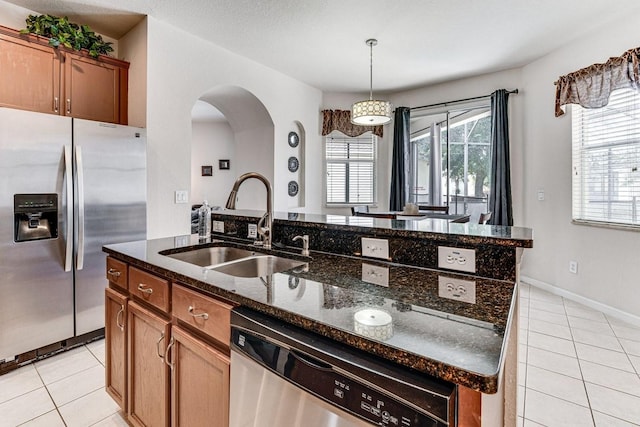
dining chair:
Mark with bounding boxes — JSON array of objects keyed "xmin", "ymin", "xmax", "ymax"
[
  {"xmin": 351, "ymin": 205, "xmax": 370, "ymax": 216},
  {"xmin": 478, "ymin": 212, "xmax": 492, "ymax": 224}
]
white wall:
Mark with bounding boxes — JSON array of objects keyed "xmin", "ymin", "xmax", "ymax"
[
  {"xmin": 118, "ymin": 17, "xmax": 147, "ymax": 128},
  {"xmin": 519, "ymin": 15, "xmax": 640, "ymax": 319},
  {"xmin": 191, "ymin": 119, "xmax": 236, "ymax": 208},
  {"xmin": 145, "ymin": 17, "xmax": 323, "ymax": 238}
]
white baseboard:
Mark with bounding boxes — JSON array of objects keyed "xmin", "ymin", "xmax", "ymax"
[{"xmin": 520, "ymin": 275, "xmax": 640, "ymax": 328}]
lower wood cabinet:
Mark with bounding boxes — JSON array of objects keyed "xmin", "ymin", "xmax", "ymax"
[
  {"xmin": 127, "ymin": 300, "xmax": 171, "ymax": 427},
  {"xmin": 105, "ymin": 287, "xmax": 128, "ymax": 411},
  {"xmin": 105, "ymin": 258, "xmax": 233, "ymax": 427},
  {"xmin": 169, "ymin": 325, "xmax": 230, "ymax": 427}
]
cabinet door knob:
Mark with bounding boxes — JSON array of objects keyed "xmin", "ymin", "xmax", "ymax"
[
  {"xmin": 116, "ymin": 304, "xmax": 125, "ymax": 331},
  {"xmin": 54, "ymin": 97, "xmax": 59, "ymax": 113},
  {"xmin": 137, "ymin": 283, "xmax": 153, "ymax": 294},
  {"xmin": 107, "ymin": 268, "xmax": 121, "ymax": 278},
  {"xmin": 156, "ymin": 332, "xmax": 165, "ymax": 359},
  {"xmin": 164, "ymin": 336, "xmax": 175, "ymax": 370},
  {"xmin": 66, "ymin": 98, "xmax": 71, "ymax": 114},
  {"xmin": 188, "ymin": 305, "xmax": 209, "ymax": 320}
]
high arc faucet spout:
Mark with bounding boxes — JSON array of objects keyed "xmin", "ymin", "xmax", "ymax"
[{"xmin": 225, "ymin": 172, "xmax": 273, "ymax": 249}]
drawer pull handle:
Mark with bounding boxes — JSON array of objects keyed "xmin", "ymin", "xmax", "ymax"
[
  {"xmin": 156, "ymin": 332, "xmax": 165, "ymax": 359},
  {"xmin": 164, "ymin": 336, "xmax": 175, "ymax": 370},
  {"xmin": 188, "ymin": 305, "xmax": 209, "ymax": 320},
  {"xmin": 116, "ymin": 304, "xmax": 125, "ymax": 331},
  {"xmin": 107, "ymin": 268, "xmax": 121, "ymax": 278},
  {"xmin": 137, "ymin": 284, "xmax": 153, "ymax": 294}
]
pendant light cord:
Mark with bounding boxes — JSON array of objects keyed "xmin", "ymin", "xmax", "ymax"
[
  {"xmin": 367, "ymin": 39, "xmax": 377, "ymax": 101},
  {"xmin": 369, "ymin": 40, "xmax": 374, "ymax": 101}
]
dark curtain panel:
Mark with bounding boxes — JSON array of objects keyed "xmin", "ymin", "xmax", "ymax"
[
  {"xmin": 389, "ymin": 107, "xmax": 410, "ymax": 211},
  {"xmin": 488, "ymin": 90, "xmax": 513, "ymax": 226}
]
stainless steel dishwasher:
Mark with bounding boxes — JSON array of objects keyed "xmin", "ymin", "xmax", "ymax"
[{"xmin": 230, "ymin": 307, "xmax": 456, "ymax": 427}]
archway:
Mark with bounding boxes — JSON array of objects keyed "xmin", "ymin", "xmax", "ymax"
[{"xmin": 190, "ymin": 86, "xmax": 275, "ymax": 212}]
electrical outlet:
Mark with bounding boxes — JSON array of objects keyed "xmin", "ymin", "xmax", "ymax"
[
  {"xmin": 247, "ymin": 223, "xmax": 257, "ymax": 238},
  {"xmin": 537, "ymin": 189, "xmax": 545, "ymax": 201},
  {"xmin": 361, "ymin": 237, "xmax": 389, "ymax": 260},
  {"xmin": 212, "ymin": 220, "xmax": 225, "ymax": 233},
  {"xmin": 174, "ymin": 190, "xmax": 188, "ymax": 204},
  {"xmin": 569, "ymin": 260, "xmax": 578, "ymax": 274},
  {"xmin": 438, "ymin": 276, "xmax": 476, "ymax": 304},
  {"xmin": 361, "ymin": 263, "xmax": 389, "ymax": 287},
  {"xmin": 437, "ymin": 246, "xmax": 476, "ymax": 273},
  {"xmin": 174, "ymin": 235, "xmax": 189, "ymax": 247}
]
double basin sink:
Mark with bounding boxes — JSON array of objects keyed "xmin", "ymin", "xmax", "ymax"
[{"xmin": 161, "ymin": 244, "xmax": 307, "ymax": 278}]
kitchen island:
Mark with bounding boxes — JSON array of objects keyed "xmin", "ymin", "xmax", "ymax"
[{"xmin": 103, "ymin": 211, "xmax": 532, "ymax": 426}]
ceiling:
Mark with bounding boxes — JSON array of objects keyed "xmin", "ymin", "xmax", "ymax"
[{"xmin": 7, "ymin": 0, "xmax": 640, "ymax": 94}]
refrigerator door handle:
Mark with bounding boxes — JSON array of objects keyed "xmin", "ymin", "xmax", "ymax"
[
  {"xmin": 64, "ymin": 145, "xmax": 73, "ymax": 272},
  {"xmin": 75, "ymin": 145, "xmax": 85, "ymax": 271}
]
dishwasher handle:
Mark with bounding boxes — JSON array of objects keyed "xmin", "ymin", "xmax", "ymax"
[{"xmin": 288, "ymin": 349, "xmax": 332, "ymax": 371}]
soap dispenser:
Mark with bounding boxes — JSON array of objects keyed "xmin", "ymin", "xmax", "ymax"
[{"xmin": 198, "ymin": 200, "xmax": 212, "ymax": 239}]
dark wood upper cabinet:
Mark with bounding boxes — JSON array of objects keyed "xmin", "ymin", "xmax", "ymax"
[{"xmin": 0, "ymin": 25, "xmax": 129, "ymax": 125}]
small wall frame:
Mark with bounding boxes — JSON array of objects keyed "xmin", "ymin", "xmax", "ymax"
[{"xmin": 201, "ymin": 165, "xmax": 213, "ymax": 176}]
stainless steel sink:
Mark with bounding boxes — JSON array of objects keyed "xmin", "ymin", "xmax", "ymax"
[
  {"xmin": 163, "ymin": 246, "xmax": 256, "ymax": 268},
  {"xmin": 211, "ymin": 255, "xmax": 307, "ymax": 278}
]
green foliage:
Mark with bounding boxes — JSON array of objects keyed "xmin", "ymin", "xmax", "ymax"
[{"xmin": 20, "ymin": 14, "xmax": 113, "ymax": 58}]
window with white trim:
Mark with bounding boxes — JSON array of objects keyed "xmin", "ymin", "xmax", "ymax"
[
  {"xmin": 325, "ymin": 133, "xmax": 377, "ymax": 205},
  {"xmin": 572, "ymin": 87, "xmax": 640, "ymax": 227}
]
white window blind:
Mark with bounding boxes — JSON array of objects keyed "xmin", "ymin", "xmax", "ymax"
[
  {"xmin": 325, "ymin": 134, "xmax": 376, "ymax": 204},
  {"xmin": 572, "ymin": 88, "xmax": 640, "ymax": 227}
]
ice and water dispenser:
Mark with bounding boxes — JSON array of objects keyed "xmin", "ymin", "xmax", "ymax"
[{"xmin": 14, "ymin": 194, "xmax": 58, "ymax": 242}]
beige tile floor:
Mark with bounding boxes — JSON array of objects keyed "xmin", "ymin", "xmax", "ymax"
[
  {"xmin": 518, "ymin": 282, "xmax": 640, "ymax": 426},
  {"xmin": 1, "ymin": 282, "xmax": 640, "ymax": 426}
]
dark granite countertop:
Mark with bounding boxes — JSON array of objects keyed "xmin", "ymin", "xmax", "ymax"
[
  {"xmin": 104, "ymin": 235, "xmax": 517, "ymax": 394},
  {"xmin": 217, "ymin": 209, "xmax": 533, "ymax": 248}
]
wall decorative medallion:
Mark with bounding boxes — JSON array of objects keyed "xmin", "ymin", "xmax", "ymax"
[
  {"xmin": 288, "ymin": 181, "xmax": 299, "ymax": 196},
  {"xmin": 288, "ymin": 156, "xmax": 299, "ymax": 172}
]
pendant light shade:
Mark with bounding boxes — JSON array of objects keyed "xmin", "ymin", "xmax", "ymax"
[{"xmin": 351, "ymin": 39, "xmax": 392, "ymax": 126}]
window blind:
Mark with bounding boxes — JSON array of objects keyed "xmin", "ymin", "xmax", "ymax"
[
  {"xmin": 326, "ymin": 134, "xmax": 376, "ymax": 204},
  {"xmin": 572, "ymin": 88, "xmax": 640, "ymax": 227}
]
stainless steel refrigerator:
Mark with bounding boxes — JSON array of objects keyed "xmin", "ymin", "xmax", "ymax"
[{"xmin": 0, "ymin": 107, "xmax": 146, "ymax": 362}]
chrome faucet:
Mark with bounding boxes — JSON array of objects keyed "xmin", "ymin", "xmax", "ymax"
[
  {"xmin": 293, "ymin": 235, "xmax": 309, "ymax": 256},
  {"xmin": 225, "ymin": 172, "xmax": 273, "ymax": 249}
]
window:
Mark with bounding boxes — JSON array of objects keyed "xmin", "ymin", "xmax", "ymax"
[
  {"xmin": 325, "ymin": 134, "xmax": 377, "ymax": 205},
  {"xmin": 410, "ymin": 106, "xmax": 491, "ymax": 215},
  {"xmin": 572, "ymin": 88, "xmax": 640, "ymax": 227}
]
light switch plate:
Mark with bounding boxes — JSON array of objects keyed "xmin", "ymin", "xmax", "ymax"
[
  {"xmin": 174, "ymin": 190, "xmax": 188, "ymax": 204},
  {"xmin": 437, "ymin": 246, "xmax": 476, "ymax": 273},
  {"xmin": 361, "ymin": 263, "xmax": 389, "ymax": 287},
  {"xmin": 212, "ymin": 220, "xmax": 224, "ymax": 233},
  {"xmin": 438, "ymin": 275, "xmax": 476, "ymax": 304},
  {"xmin": 361, "ymin": 237, "xmax": 389, "ymax": 260}
]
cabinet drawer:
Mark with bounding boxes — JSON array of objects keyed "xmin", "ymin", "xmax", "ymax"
[
  {"xmin": 106, "ymin": 257, "xmax": 128, "ymax": 290},
  {"xmin": 172, "ymin": 284, "xmax": 233, "ymax": 346},
  {"xmin": 129, "ymin": 267, "xmax": 170, "ymax": 313}
]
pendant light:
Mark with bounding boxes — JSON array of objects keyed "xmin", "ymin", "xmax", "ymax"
[{"xmin": 351, "ymin": 38, "xmax": 392, "ymax": 126}]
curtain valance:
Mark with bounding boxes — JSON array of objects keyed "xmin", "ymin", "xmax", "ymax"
[
  {"xmin": 321, "ymin": 109, "xmax": 384, "ymax": 138},
  {"xmin": 554, "ymin": 47, "xmax": 640, "ymax": 117}
]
